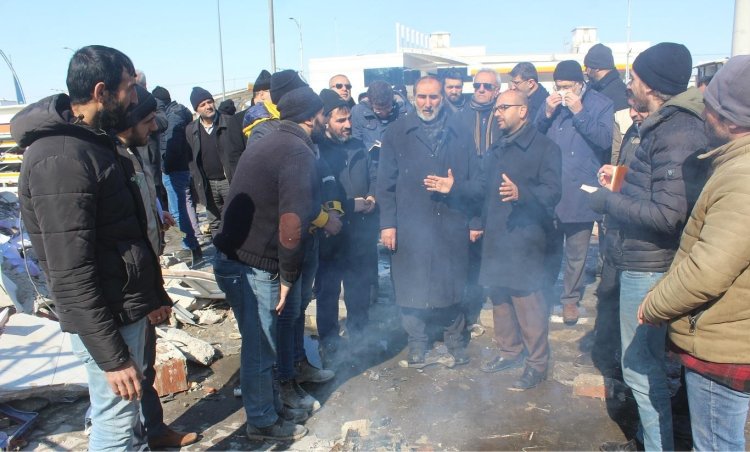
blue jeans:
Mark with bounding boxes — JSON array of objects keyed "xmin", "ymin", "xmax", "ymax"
[
  {"xmin": 71, "ymin": 317, "xmax": 148, "ymax": 452},
  {"xmin": 162, "ymin": 171, "xmax": 199, "ymax": 250},
  {"xmin": 214, "ymin": 254, "xmax": 279, "ymax": 428},
  {"xmin": 686, "ymin": 368, "xmax": 750, "ymax": 451},
  {"xmin": 277, "ymin": 236, "xmax": 318, "ymax": 381},
  {"xmin": 619, "ymin": 270, "xmax": 671, "ymax": 450}
]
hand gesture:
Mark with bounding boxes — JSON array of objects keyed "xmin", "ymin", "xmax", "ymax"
[
  {"xmin": 353, "ymin": 197, "xmax": 368, "ymax": 213},
  {"xmin": 469, "ymin": 230, "xmax": 484, "ymax": 242},
  {"xmin": 564, "ymin": 90, "xmax": 583, "ymax": 114},
  {"xmin": 499, "ymin": 173, "xmax": 518, "ymax": 202},
  {"xmin": 424, "ymin": 168, "xmax": 455, "ymax": 194},
  {"xmin": 276, "ymin": 283, "xmax": 290, "ymax": 314},
  {"xmin": 105, "ymin": 359, "xmax": 143, "ymax": 401},
  {"xmin": 147, "ymin": 306, "xmax": 172, "ymax": 325},
  {"xmin": 323, "ymin": 210, "xmax": 343, "ymax": 236},
  {"xmin": 597, "ymin": 164, "xmax": 615, "ymax": 190},
  {"xmin": 545, "ymin": 94, "xmax": 563, "ymax": 118},
  {"xmin": 363, "ymin": 196, "xmax": 376, "ymax": 214}
]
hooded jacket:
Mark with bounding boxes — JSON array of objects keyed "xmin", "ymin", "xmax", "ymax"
[
  {"xmin": 351, "ymin": 92, "xmax": 412, "ymax": 152},
  {"xmin": 589, "ymin": 87, "xmax": 710, "ymax": 272},
  {"xmin": 12, "ymin": 95, "xmax": 170, "ymax": 371},
  {"xmin": 159, "ymin": 100, "xmax": 194, "ymax": 173}
]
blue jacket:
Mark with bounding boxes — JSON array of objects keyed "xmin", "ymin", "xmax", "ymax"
[
  {"xmin": 351, "ymin": 92, "xmax": 411, "ymax": 152},
  {"xmin": 535, "ymin": 88, "xmax": 613, "ymax": 223}
]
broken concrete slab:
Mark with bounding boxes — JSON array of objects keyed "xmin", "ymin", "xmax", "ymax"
[
  {"xmin": 0, "ymin": 313, "xmax": 87, "ymax": 402},
  {"xmin": 153, "ymin": 339, "xmax": 189, "ymax": 396},
  {"xmin": 194, "ymin": 309, "xmax": 223, "ymax": 325},
  {"xmin": 340, "ymin": 419, "xmax": 370, "ymax": 439},
  {"xmin": 161, "ymin": 268, "xmax": 224, "ymax": 300},
  {"xmin": 155, "ymin": 327, "xmax": 217, "ymax": 366}
]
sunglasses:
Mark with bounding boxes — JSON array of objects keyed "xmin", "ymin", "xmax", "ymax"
[
  {"xmin": 333, "ymin": 83, "xmax": 352, "ymax": 90},
  {"xmin": 473, "ymin": 82, "xmax": 497, "ymax": 91}
]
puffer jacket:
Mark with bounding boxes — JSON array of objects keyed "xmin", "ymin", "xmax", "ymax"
[
  {"xmin": 12, "ymin": 95, "xmax": 170, "ymax": 371},
  {"xmin": 160, "ymin": 100, "xmax": 193, "ymax": 173},
  {"xmin": 351, "ymin": 92, "xmax": 412, "ymax": 151},
  {"xmin": 589, "ymin": 87, "xmax": 710, "ymax": 272},
  {"xmin": 642, "ymin": 134, "xmax": 750, "ymax": 364}
]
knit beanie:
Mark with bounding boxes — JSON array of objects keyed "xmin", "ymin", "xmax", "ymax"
[
  {"xmin": 319, "ymin": 88, "xmax": 348, "ymax": 116},
  {"xmin": 553, "ymin": 60, "xmax": 585, "ymax": 82},
  {"xmin": 125, "ymin": 84, "xmax": 156, "ymax": 129},
  {"xmin": 278, "ymin": 86, "xmax": 323, "ymax": 123},
  {"xmin": 190, "ymin": 86, "xmax": 213, "ymax": 110},
  {"xmin": 151, "ymin": 86, "xmax": 171, "ymax": 103},
  {"xmin": 270, "ymin": 70, "xmax": 308, "ymax": 105},
  {"xmin": 704, "ymin": 55, "xmax": 750, "ymax": 128},
  {"xmin": 584, "ymin": 44, "xmax": 615, "ymax": 70},
  {"xmin": 632, "ymin": 42, "xmax": 692, "ymax": 95},
  {"xmin": 253, "ymin": 69, "xmax": 272, "ymax": 93},
  {"xmin": 218, "ymin": 99, "xmax": 236, "ymax": 116}
]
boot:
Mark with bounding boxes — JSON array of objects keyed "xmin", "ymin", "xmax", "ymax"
[
  {"xmin": 295, "ymin": 359, "xmax": 334, "ymax": 384},
  {"xmin": 245, "ymin": 418, "xmax": 307, "ymax": 441}
]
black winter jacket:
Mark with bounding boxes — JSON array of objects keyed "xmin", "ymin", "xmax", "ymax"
[
  {"xmin": 589, "ymin": 88, "xmax": 710, "ymax": 272},
  {"xmin": 160, "ymin": 100, "xmax": 194, "ymax": 173},
  {"xmin": 186, "ymin": 111, "xmax": 246, "ymax": 206},
  {"xmin": 589, "ymin": 70, "xmax": 629, "ymax": 111},
  {"xmin": 12, "ymin": 95, "xmax": 170, "ymax": 371}
]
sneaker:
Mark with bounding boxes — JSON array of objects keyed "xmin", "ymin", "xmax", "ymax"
[
  {"xmin": 279, "ymin": 406, "xmax": 310, "ymax": 423},
  {"xmin": 295, "ymin": 359, "xmax": 334, "ymax": 384},
  {"xmin": 245, "ymin": 418, "xmax": 307, "ymax": 441},
  {"xmin": 279, "ymin": 380, "xmax": 320, "ymax": 412},
  {"xmin": 563, "ymin": 303, "xmax": 579, "ymax": 325}
]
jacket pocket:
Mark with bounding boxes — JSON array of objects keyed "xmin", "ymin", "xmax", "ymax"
[{"xmin": 116, "ymin": 239, "xmax": 155, "ymax": 293}]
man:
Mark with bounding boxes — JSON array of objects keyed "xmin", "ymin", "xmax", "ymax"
[
  {"xmin": 135, "ymin": 70, "xmax": 168, "ymax": 210},
  {"xmin": 588, "ymin": 43, "xmax": 709, "ymax": 451},
  {"xmin": 509, "ymin": 62, "xmax": 550, "ymax": 123},
  {"xmin": 442, "ymin": 68, "xmax": 467, "ymax": 113},
  {"xmin": 584, "ymin": 43, "xmax": 632, "ymax": 165},
  {"xmin": 315, "ymin": 89, "xmax": 378, "ymax": 362},
  {"xmin": 115, "ymin": 85, "xmax": 199, "ymax": 449},
  {"xmin": 329, "ymin": 74, "xmax": 356, "ymax": 108},
  {"xmin": 243, "ymin": 69, "xmax": 307, "ymax": 144},
  {"xmin": 535, "ymin": 60, "xmax": 613, "ymax": 325},
  {"xmin": 377, "ymin": 76, "xmax": 477, "ymax": 365},
  {"xmin": 252, "ymin": 69, "xmax": 272, "ymax": 106},
  {"xmin": 153, "ymin": 86, "xmax": 203, "ymax": 265},
  {"xmin": 351, "ymin": 80, "xmax": 410, "ymax": 151},
  {"xmin": 185, "ymin": 86, "xmax": 246, "ymax": 236},
  {"xmin": 13, "ymin": 45, "xmax": 170, "ymax": 450},
  {"xmin": 639, "ymin": 54, "xmax": 750, "ymax": 452},
  {"xmin": 212, "ymin": 86, "xmax": 325, "ymax": 441},
  {"xmin": 459, "ymin": 69, "xmax": 502, "ymax": 156}
]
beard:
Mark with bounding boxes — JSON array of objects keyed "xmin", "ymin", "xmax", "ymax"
[
  {"xmin": 94, "ymin": 92, "xmax": 129, "ymax": 132},
  {"xmin": 311, "ymin": 122, "xmax": 327, "ymax": 144},
  {"xmin": 416, "ymin": 102, "xmax": 443, "ymax": 122}
]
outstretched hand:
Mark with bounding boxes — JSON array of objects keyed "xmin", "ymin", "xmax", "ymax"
[{"xmin": 424, "ymin": 169, "xmax": 454, "ymax": 194}]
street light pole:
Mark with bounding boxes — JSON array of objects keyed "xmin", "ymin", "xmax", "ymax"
[
  {"xmin": 625, "ymin": 0, "xmax": 632, "ymax": 83},
  {"xmin": 217, "ymin": 0, "xmax": 226, "ymax": 101},
  {"xmin": 0, "ymin": 49, "xmax": 26, "ymax": 104},
  {"xmin": 269, "ymin": 0, "xmax": 277, "ymax": 72},
  {"xmin": 289, "ymin": 17, "xmax": 304, "ymax": 79}
]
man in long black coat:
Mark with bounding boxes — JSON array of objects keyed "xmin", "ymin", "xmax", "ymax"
[
  {"xmin": 434, "ymin": 90, "xmax": 561, "ymax": 389},
  {"xmin": 377, "ymin": 76, "xmax": 478, "ymax": 366}
]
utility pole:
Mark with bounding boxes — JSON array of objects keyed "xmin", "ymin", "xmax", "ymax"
[
  {"xmin": 733, "ymin": 0, "xmax": 750, "ymax": 56},
  {"xmin": 625, "ymin": 0, "xmax": 632, "ymax": 83},
  {"xmin": 269, "ymin": 0, "xmax": 277, "ymax": 72},
  {"xmin": 217, "ymin": 0, "xmax": 226, "ymax": 101},
  {"xmin": 289, "ymin": 17, "xmax": 304, "ymax": 79}
]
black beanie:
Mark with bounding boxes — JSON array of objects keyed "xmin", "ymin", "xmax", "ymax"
[
  {"xmin": 125, "ymin": 85, "xmax": 156, "ymax": 129},
  {"xmin": 584, "ymin": 44, "xmax": 615, "ymax": 70},
  {"xmin": 152, "ymin": 86, "xmax": 171, "ymax": 103},
  {"xmin": 218, "ymin": 99, "xmax": 236, "ymax": 116},
  {"xmin": 270, "ymin": 70, "xmax": 308, "ymax": 105},
  {"xmin": 253, "ymin": 69, "xmax": 272, "ymax": 93},
  {"xmin": 278, "ymin": 86, "xmax": 323, "ymax": 123},
  {"xmin": 319, "ymin": 88, "xmax": 348, "ymax": 116},
  {"xmin": 553, "ymin": 60, "xmax": 585, "ymax": 82},
  {"xmin": 190, "ymin": 86, "xmax": 213, "ymax": 110},
  {"xmin": 632, "ymin": 42, "xmax": 692, "ymax": 95}
]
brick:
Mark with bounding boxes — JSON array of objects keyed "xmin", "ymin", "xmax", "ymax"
[
  {"xmin": 572, "ymin": 373, "xmax": 613, "ymax": 400},
  {"xmin": 153, "ymin": 340, "xmax": 189, "ymax": 396}
]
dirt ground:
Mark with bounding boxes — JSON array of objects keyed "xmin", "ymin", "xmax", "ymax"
[{"xmin": 7, "ymin": 229, "xmax": 749, "ymax": 451}]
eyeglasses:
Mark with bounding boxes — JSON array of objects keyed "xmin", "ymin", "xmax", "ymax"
[
  {"xmin": 554, "ymin": 83, "xmax": 578, "ymax": 92},
  {"xmin": 473, "ymin": 82, "xmax": 497, "ymax": 91},
  {"xmin": 333, "ymin": 83, "xmax": 352, "ymax": 90},
  {"xmin": 493, "ymin": 104, "xmax": 523, "ymax": 112},
  {"xmin": 510, "ymin": 79, "xmax": 529, "ymax": 87}
]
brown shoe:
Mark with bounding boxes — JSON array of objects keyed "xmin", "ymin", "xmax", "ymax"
[
  {"xmin": 563, "ymin": 303, "xmax": 579, "ymax": 325},
  {"xmin": 148, "ymin": 427, "xmax": 199, "ymax": 449}
]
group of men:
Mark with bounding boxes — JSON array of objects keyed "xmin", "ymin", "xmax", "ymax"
[{"xmin": 11, "ymin": 39, "xmax": 750, "ymax": 450}]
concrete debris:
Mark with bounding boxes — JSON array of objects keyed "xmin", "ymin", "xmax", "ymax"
[
  {"xmin": 161, "ymin": 268, "xmax": 225, "ymax": 300},
  {"xmin": 573, "ymin": 373, "xmax": 615, "ymax": 400},
  {"xmin": 153, "ymin": 339, "xmax": 189, "ymax": 396},
  {"xmin": 171, "ymin": 302, "xmax": 198, "ymax": 326},
  {"xmin": 194, "ymin": 308, "xmax": 223, "ymax": 325},
  {"xmin": 155, "ymin": 326, "xmax": 217, "ymax": 366},
  {"xmin": 340, "ymin": 419, "xmax": 370, "ymax": 439}
]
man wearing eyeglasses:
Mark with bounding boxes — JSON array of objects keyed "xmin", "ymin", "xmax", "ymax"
[
  {"xmin": 508, "ymin": 62, "xmax": 549, "ymax": 124},
  {"xmin": 535, "ymin": 60, "xmax": 613, "ymax": 326},
  {"xmin": 329, "ymin": 74, "xmax": 355, "ymax": 108}
]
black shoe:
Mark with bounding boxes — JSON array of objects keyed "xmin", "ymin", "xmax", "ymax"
[
  {"xmin": 451, "ymin": 348, "xmax": 470, "ymax": 366},
  {"xmin": 480, "ymin": 355, "xmax": 523, "ymax": 373},
  {"xmin": 599, "ymin": 438, "xmax": 643, "ymax": 451},
  {"xmin": 278, "ymin": 406, "xmax": 309, "ymax": 423},
  {"xmin": 408, "ymin": 351, "xmax": 425, "ymax": 365},
  {"xmin": 190, "ymin": 247, "xmax": 203, "ymax": 267},
  {"xmin": 508, "ymin": 366, "xmax": 547, "ymax": 391},
  {"xmin": 245, "ymin": 418, "xmax": 307, "ymax": 441}
]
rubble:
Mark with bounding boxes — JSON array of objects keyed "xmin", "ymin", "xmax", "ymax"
[
  {"xmin": 573, "ymin": 373, "xmax": 616, "ymax": 400},
  {"xmin": 155, "ymin": 326, "xmax": 217, "ymax": 366},
  {"xmin": 152, "ymin": 339, "xmax": 189, "ymax": 396}
]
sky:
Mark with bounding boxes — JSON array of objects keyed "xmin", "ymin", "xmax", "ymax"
[{"xmin": 0, "ymin": 0, "xmax": 737, "ymax": 109}]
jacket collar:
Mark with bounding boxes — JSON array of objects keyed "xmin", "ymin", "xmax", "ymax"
[
  {"xmin": 699, "ymin": 134, "xmax": 750, "ymax": 168},
  {"xmin": 640, "ymin": 87, "xmax": 704, "ymax": 137},
  {"xmin": 590, "ymin": 70, "xmax": 620, "ymax": 92},
  {"xmin": 278, "ymin": 120, "xmax": 314, "ymax": 148},
  {"xmin": 496, "ymin": 121, "xmax": 535, "ymax": 152}
]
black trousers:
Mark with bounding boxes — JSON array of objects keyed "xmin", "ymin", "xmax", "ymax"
[
  {"xmin": 400, "ymin": 305, "xmax": 467, "ymax": 354},
  {"xmin": 205, "ymin": 178, "xmax": 230, "ymax": 236}
]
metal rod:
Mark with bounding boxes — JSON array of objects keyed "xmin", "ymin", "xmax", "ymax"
[
  {"xmin": 269, "ymin": 0, "xmax": 277, "ymax": 73},
  {"xmin": 290, "ymin": 17, "xmax": 304, "ymax": 78},
  {"xmin": 0, "ymin": 49, "xmax": 26, "ymax": 104},
  {"xmin": 625, "ymin": 0, "xmax": 632, "ymax": 83}
]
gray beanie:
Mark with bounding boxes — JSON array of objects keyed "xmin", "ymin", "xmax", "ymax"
[
  {"xmin": 278, "ymin": 86, "xmax": 323, "ymax": 123},
  {"xmin": 704, "ymin": 55, "xmax": 750, "ymax": 128}
]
